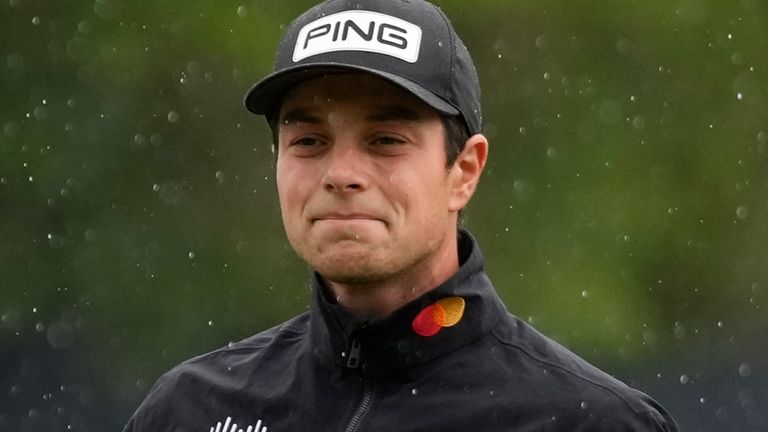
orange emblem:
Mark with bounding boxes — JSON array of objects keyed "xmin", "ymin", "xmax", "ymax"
[{"xmin": 412, "ymin": 297, "xmax": 466, "ymax": 337}]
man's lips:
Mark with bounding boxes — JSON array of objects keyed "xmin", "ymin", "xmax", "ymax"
[
  {"xmin": 312, "ymin": 213, "xmax": 382, "ymax": 222},
  {"xmin": 310, "ymin": 213, "xmax": 387, "ymax": 225}
]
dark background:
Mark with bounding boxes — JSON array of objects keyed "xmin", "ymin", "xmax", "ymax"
[{"xmin": 1, "ymin": 0, "xmax": 766, "ymax": 430}]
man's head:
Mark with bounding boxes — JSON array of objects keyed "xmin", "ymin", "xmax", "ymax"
[
  {"xmin": 245, "ymin": 0, "xmax": 488, "ymax": 299},
  {"xmin": 246, "ymin": 0, "xmax": 482, "ymax": 137}
]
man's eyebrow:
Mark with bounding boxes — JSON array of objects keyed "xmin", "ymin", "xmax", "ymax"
[
  {"xmin": 279, "ymin": 107, "xmax": 323, "ymax": 125},
  {"xmin": 365, "ymin": 105, "xmax": 427, "ymax": 123}
]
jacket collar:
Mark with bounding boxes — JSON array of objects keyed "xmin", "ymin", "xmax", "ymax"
[{"xmin": 308, "ymin": 229, "xmax": 508, "ymax": 372}]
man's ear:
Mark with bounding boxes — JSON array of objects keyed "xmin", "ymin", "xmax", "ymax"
[{"xmin": 448, "ymin": 134, "xmax": 488, "ymax": 212}]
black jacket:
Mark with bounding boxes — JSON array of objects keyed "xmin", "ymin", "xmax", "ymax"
[{"xmin": 124, "ymin": 231, "xmax": 678, "ymax": 431}]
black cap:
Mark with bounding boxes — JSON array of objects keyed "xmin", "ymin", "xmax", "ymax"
[{"xmin": 244, "ymin": 0, "xmax": 482, "ymax": 135}]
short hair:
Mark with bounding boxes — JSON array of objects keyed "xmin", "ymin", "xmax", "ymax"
[{"xmin": 269, "ymin": 114, "xmax": 471, "ymax": 168}]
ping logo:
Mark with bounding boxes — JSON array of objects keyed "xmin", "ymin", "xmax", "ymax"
[
  {"xmin": 412, "ymin": 297, "xmax": 466, "ymax": 337},
  {"xmin": 293, "ymin": 11, "xmax": 422, "ymax": 63}
]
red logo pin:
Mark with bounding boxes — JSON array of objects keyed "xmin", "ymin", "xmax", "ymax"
[{"xmin": 412, "ymin": 297, "xmax": 466, "ymax": 337}]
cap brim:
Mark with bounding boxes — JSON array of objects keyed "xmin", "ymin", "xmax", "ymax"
[{"xmin": 244, "ymin": 63, "xmax": 460, "ymax": 119}]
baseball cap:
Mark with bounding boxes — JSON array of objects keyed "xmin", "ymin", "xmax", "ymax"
[{"xmin": 244, "ymin": 0, "xmax": 482, "ymax": 135}]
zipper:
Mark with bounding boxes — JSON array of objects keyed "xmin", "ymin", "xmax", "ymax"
[
  {"xmin": 344, "ymin": 378, "xmax": 375, "ymax": 432},
  {"xmin": 346, "ymin": 338, "xmax": 362, "ymax": 368},
  {"xmin": 343, "ymin": 338, "xmax": 375, "ymax": 432}
]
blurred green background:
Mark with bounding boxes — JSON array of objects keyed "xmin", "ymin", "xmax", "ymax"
[{"xmin": 1, "ymin": 0, "xmax": 766, "ymax": 430}]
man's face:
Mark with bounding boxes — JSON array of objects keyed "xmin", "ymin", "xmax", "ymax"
[{"xmin": 275, "ymin": 73, "xmax": 467, "ymax": 287}]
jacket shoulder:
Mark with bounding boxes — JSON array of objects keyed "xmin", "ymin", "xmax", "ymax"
[
  {"xmin": 122, "ymin": 313, "xmax": 310, "ymax": 432},
  {"xmin": 491, "ymin": 313, "xmax": 678, "ymax": 431}
]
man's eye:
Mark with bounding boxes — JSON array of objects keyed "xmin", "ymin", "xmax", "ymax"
[
  {"xmin": 293, "ymin": 137, "xmax": 323, "ymax": 146},
  {"xmin": 371, "ymin": 136, "xmax": 404, "ymax": 146}
]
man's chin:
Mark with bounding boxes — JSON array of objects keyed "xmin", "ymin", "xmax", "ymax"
[{"xmin": 310, "ymin": 254, "xmax": 389, "ymax": 286}]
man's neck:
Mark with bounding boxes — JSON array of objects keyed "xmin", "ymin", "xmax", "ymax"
[{"xmin": 325, "ymin": 235, "xmax": 460, "ymax": 319}]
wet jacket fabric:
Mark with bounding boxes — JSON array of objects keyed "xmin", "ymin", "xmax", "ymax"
[{"xmin": 123, "ymin": 231, "xmax": 678, "ymax": 432}]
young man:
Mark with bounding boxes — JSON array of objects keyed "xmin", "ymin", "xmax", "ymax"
[{"xmin": 124, "ymin": 1, "xmax": 678, "ymax": 430}]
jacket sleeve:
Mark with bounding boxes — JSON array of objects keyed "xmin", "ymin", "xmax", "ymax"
[
  {"xmin": 595, "ymin": 388, "xmax": 680, "ymax": 432},
  {"xmin": 121, "ymin": 373, "xmax": 174, "ymax": 432}
]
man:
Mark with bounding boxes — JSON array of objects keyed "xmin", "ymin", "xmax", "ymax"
[{"xmin": 124, "ymin": 0, "xmax": 678, "ymax": 430}]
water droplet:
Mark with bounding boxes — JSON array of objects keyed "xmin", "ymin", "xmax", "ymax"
[
  {"xmin": 632, "ymin": 115, "xmax": 646, "ymax": 130},
  {"xmin": 411, "ymin": 388, "xmax": 418, "ymax": 396},
  {"xmin": 699, "ymin": 397, "xmax": 706, "ymax": 403},
  {"xmin": 152, "ymin": 183, "xmax": 160, "ymax": 192},
  {"xmin": 46, "ymin": 322, "xmax": 74, "ymax": 350},
  {"xmin": 188, "ymin": 251, "xmax": 195, "ymax": 259},
  {"xmin": 546, "ymin": 147, "xmax": 558, "ymax": 159},
  {"xmin": 736, "ymin": 206, "xmax": 749, "ymax": 219},
  {"xmin": 237, "ymin": 5, "xmax": 248, "ymax": 17},
  {"xmin": 580, "ymin": 401, "xmax": 589, "ymax": 409},
  {"xmin": 35, "ymin": 322, "xmax": 45, "ymax": 332},
  {"xmin": 717, "ymin": 321, "xmax": 724, "ymax": 328},
  {"xmin": 32, "ymin": 16, "xmax": 41, "ymax": 25},
  {"xmin": 207, "ymin": 320, "xmax": 214, "ymax": 327},
  {"xmin": 757, "ymin": 131, "xmax": 768, "ymax": 144},
  {"xmin": 581, "ymin": 290, "xmax": 589, "ymax": 298},
  {"xmin": 167, "ymin": 111, "xmax": 179, "ymax": 123},
  {"xmin": 680, "ymin": 374, "xmax": 690, "ymax": 384},
  {"xmin": 737, "ymin": 92, "xmax": 743, "ymax": 100},
  {"xmin": 738, "ymin": 363, "xmax": 751, "ymax": 377}
]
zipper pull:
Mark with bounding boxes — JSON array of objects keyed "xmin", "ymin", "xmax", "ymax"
[{"xmin": 346, "ymin": 338, "xmax": 362, "ymax": 369}]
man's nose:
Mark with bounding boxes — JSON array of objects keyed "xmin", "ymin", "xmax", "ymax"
[{"xmin": 322, "ymin": 144, "xmax": 366, "ymax": 193}]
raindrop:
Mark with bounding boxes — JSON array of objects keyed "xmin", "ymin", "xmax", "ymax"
[
  {"xmin": 6, "ymin": 53, "xmax": 24, "ymax": 70},
  {"xmin": 580, "ymin": 401, "xmax": 589, "ymax": 410},
  {"xmin": 598, "ymin": 100, "xmax": 622, "ymax": 125},
  {"xmin": 581, "ymin": 290, "xmax": 589, "ymax": 298},
  {"xmin": 757, "ymin": 131, "xmax": 767, "ymax": 144},
  {"xmin": 46, "ymin": 321, "xmax": 74, "ymax": 350},
  {"xmin": 736, "ymin": 206, "xmax": 749, "ymax": 219},
  {"xmin": 738, "ymin": 363, "xmax": 751, "ymax": 378},
  {"xmin": 632, "ymin": 115, "xmax": 646, "ymax": 130},
  {"xmin": 188, "ymin": 251, "xmax": 195, "ymax": 259},
  {"xmin": 699, "ymin": 397, "xmax": 706, "ymax": 404},
  {"xmin": 673, "ymin": 321, "xmax": 687, "ymax": 339},
  {"xmin": 32, "ymin": 16, "xmax": 41, "ymax": 26},
  {"xmin": 3, "ymin": 122, "xmax": 17, "ymax": 138},
  {"xmin": 680, "ymin": 374, "xmax": 690, "ymax": 384},
  {"xmin": 411, "ymin": 388, "xmax": 418, "ymax": 396},
  {"xmin": 48, "ymin": 234, "xmax": 65, "ymax": 249},
  {"xmin": 237, "ymin": 5, "xmax": 247, "ymax": 17},
  {"xmin": 215, "ymin": 170, "xmax": 225, "ymax": 184},
  {"xmin": 717, "ymin": 321, "xmax": 723, "ymax": 328},
  {"xmin": 35, "ymin": 322, "xmax": 45, "ymax": 332},
  {"xmin": 736, "ymin": 92, "xmax": 743, "ymax": 100},
  {"xmin": 208, "ymin": 320, "xmax": 214, "ymax": 327},
  {"xmin": 33, "ymin": 106, "xmax": 48, "ymax": 120},
  {"xmin": 167, "ymin": 111, "xmax": 179, "ymax": 123},
  {"xmin": 77, "ymin": 20, "xmax": 91, "ymax": 34},
  {"xmin": 546, "ymin": 147, "xmax": 558, "ymax": 159},
  {"xmin": 150, "ymin": 133, "xmax": 162, "ymax": 146}
]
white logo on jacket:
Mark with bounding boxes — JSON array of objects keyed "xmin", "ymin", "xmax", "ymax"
[
  {"xmin": 293, "ymin": 11, "xmax": 422, "ymax": 63},
  {"xmin": 210, "ymin": 416, "xmax": 267, "ymax": 432}
]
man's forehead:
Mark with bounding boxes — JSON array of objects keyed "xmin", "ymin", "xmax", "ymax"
[{"xmin": 278, "ymin": 73, "xmax": 437, "ymax": 122}]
